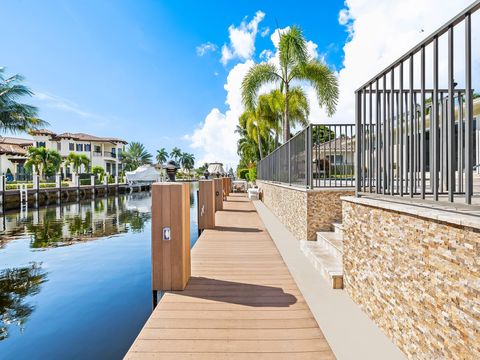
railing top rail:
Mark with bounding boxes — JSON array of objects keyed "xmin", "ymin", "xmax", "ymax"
[{"xmin": 355, "ymin": 0, "xmax": 480, "ymax": 91}]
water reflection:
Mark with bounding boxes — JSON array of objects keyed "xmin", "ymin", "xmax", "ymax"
[
  {"xmin": 0, "ymin": 263, "xmax": 47, "ymax": 340},
  {"xmin": 0, "ymin": 192, "xmax": 152, "ymax": 249},
  {"xmin": 0, "ymin": 185, "xmax": 198, "ymax": 358}
]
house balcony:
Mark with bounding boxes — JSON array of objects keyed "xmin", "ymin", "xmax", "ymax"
[{"xmin": 104, "ymin": 151, "xmax": 117, "ymax": 159}]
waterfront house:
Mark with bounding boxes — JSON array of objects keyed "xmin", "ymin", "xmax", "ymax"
[
  {"xmin": 0, "ymin": 137, "xmax": 33, "ymax": 180},
  {"xmin": 30, "ymin": 130, "xmax": 127, "ymax": 177}
]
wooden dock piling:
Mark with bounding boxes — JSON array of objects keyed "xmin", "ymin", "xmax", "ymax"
[
  {"xmin": 151, "ymin": 182, "xmax": 191, "ymax": 291},
  {"xmin": 213, "ymin": 178, "xmax": 223, "ymax": 211},
  {"xmin": 198, "ymin": 180, "xmax": 215, "ymax": 231}
]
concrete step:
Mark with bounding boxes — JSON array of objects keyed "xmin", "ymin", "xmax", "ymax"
[
  {"xmin": 316, "ymin": 231, "xmax": 343, "ymax": 262},
  {"xmin": 332, "ymin": 222, "xmax": 343, "ymax": 236},
  {"xmin": 300, "ymin": 240, "xmax": 343, "ymax": 289}
]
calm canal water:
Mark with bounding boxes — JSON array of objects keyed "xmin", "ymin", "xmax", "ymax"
[{"xmin": 0, "ymin": 183, "xmax": 198, "ymax": 359}]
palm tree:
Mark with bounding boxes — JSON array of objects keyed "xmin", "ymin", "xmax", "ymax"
[
  {"xmin": 65, "ymin": 153, "xmax": 90, "ymax": 174},
  {"xmin": 180, "ymin": 152, "xmax": 195, "ymax": 173},
  {"xmin": 239, "ymin": 109, "xmax": 269, "ymax": 160},
  {"xmin": 122, "ymin": 142, "xmax": 152, "ymax": 171},
  {"xmin": 236, "ymin": 122, "xmax": 261, "ymax": 165},
  {"xmin": 25, "ymin": 147, "xmax": 61, "ymax": 179},
  {"xmin": 170, "ymin": 147, "xmax": 182, "ymax": 163},
  {"xmin": 241, "ymin": 26, "xmax": 338, "ymax": 142},
  {"xmin": 156, "ymin": 148, "xmax": 168, "ymax": 166},
  {"xmin": 0, "ymin": 68, "xmax": 48, "ymax": 134}
]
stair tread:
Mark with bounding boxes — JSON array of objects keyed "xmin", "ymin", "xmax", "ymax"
[
  {"xmin": 301, "ymin": 241, "xmax": 343, "ymax": 273},
  {"xmin": 316, "ymin": 231, "xmax": 344, "ymax": 253}
]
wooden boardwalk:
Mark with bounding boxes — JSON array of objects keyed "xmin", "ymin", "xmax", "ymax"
[{"xmin": 125, "ymin": 193, "xmax": 335, "ymax": 359}]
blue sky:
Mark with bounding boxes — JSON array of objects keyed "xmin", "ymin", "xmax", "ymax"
[
  {"xmin": 3, "ymin": 0, "xmax": 473, "ymax": 168},
  {"xmin": 0, "ymin": 0, "xmax": 348, "ymax": 166}
]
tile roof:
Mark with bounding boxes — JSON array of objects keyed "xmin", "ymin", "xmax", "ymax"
[
  {"xmin": 30, "ymin": 129, "xmax": 127, "ymax": 144},
  {"xmin": 0, "ymin": 143, "xmax": 29, "ymax": 156}
]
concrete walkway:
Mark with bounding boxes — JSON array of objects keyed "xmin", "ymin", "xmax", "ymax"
[
  {"xmin": 125, "ymin": 194, "xmax": 335, "ymax": 359},
  {"xmin": 253, "ymin": 200, "xmax": 406, "ymax": 360}
]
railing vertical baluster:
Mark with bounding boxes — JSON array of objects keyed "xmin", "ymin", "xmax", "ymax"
[
  {"xmin": 287, "ymin": 141, "xmax": 292, "ymax": 185},
  {"xmin": 420, "ymin": 46, "xmax": 426, "ymax": 199},
  {"xmin": 308, "ymin": 126, "xmax": 313, "ymax": 189},
  {"xmin": 432, "ymin": 35, "xmax": 439, "ymax": 201},
  {"xmin": 409, "ymin": 54, "xmax": 414, "ymax": 197},
  {"xmin": 396, "ymin": 90, "xmax": 400, "ymax": 195},
  {"xmin": 390, "ymin": 68, "xmax": 395, "ymax": 195},
  {"xmin": 376, "ymin": 79, "xmax": 381, "ymax": 193},
  {"xmin": 369, "ymin": 84, "xmax": 373, "ymax": 192},
  {"xmin": 458, "ymin": 93, "xmax": 464, "ymax": 193},
  {"xmin": 447, "ymin": 26, "xmax": 455, "ymax": 202},
  {"xmin": 355, "ymin": 91, "xmax": 362, "ymax": 196},
  {"xmin": 465, "ymin": 12, "xmax": 473, "ymax": 204},
  {"xmin": 399, "ymin": 62, "xmax": 404, "ymax": 196},
  {"xmin": 383, "ymin": 75, "xmax": 387, "ymax": 193}
]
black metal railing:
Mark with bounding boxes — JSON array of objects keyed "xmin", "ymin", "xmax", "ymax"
[
  {"xmin": 355, "ymin": 1, "xmax": 480, "ymax": 205},
  {"xmin": 257, "ymin": 123, "xmax": 356, "ymax": 188}
]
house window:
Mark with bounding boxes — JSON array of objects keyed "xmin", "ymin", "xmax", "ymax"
[
  {"xmin": 57, "ymin": 142, "xmax": 61, "ymax": 151},
  {"xmin": 76, "ymin": 144, "xmax": 83, "ymax": 152},
  {"xmin": 94, "ymin": 145, "xmax": 101, "ymax": 153},
  {"xmin": 85, "ymin": 144, "xmax": 91, "ymax": 151},
  {"xmin": 36, "ymin": 141, "xmax": 46, "ymax": 148},
  {"xmin": 69, "ymin": 143, "xmax": 74, "ymax": 151}
]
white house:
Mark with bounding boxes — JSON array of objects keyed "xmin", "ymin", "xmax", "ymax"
[
  {"xmin": 30, "ymin": 130, "xmax": 127, "ymax": 176},
  {"xmin": 0, "ymin": 130, "xmax": 127, "ymax": 179}
]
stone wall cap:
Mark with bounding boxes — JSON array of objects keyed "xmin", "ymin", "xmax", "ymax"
[
  {"xmin": 257, "ymin": 180, "xmax": 355, "ymax": 193},
  {"xmin": 341, "ymin": 195, "xmax": 480, "ymax": 230}
]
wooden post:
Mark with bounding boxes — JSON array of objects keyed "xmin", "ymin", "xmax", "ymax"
[
  {"xmin": 56, "ymin": 173, "xmax": 61, "ymax": 204},
  {"xmin": 222, "ymin": 177, "xmax": 228, "ymax": 200},
  {"xmin": 0, "ymin": 175, "xmax": 5, "ymax": 213},
  {"xmin": 33, "ymin": 173, "xmax": 39, "ymax": 207},
  {"xmin": 151, "ymin": 182, "xmax": 190, "ymax": 291},
  {"xmin": 198, "ymin": 180, "xmax": 215, "ymax": 231},
  {"xmin": 213, "ymin": 178, "xmax": 223, "ymax": 211}
]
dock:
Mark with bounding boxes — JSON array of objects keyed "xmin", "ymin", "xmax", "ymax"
[{"xmin": 126, "ymin": 193, "xmax": 335, "ymax": 359}]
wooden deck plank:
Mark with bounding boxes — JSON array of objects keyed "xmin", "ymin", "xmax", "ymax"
[{"xmin": 125, "ymin": 194, "xmax": 335, "ymax": 359}]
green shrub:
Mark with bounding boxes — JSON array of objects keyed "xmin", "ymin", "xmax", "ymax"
[
  {"xmin": 238, "ymin": 168, "xmax": 249, "ymax": 180},
  {"xmin": 248, "ymin": 167, "xmax": 257, "ymax": 181}
]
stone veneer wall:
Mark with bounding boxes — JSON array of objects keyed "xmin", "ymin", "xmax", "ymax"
[
  {"xmin": 342, "ymin": 197, "xmax": 480, "ymax": 359},
  {"xmin": 258, "ymin": 181, "xmax": 353, "ymax": 240}
]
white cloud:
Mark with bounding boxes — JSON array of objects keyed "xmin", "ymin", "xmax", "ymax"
[
  {"xmin": 332, "ymin": 0, "xmax": 477, "ymax": 124},
  {"xmin": 184, "ymin": 61, "xmax": 255, "ymax": 166},
  {"xmin": 35, "ymin": 91, "xmax": 95, "ymax": 118},
  {"xmin": 270, "ymin": 26, "xmax": 290, "ymax": 48},
  {"xmin": 259, "ymin": 49, "xmax": 273, "ymax": 61},
  {"xmin": 196, "ymin": 42, "xmax": 217, "ymax": 56},
  {"xmin": 220, "ymin": 11, "xmax": 265, "ymax": 65},
  {"xmin": 260, "ymin": 27, "xmax": 270, "ymax": 37}
]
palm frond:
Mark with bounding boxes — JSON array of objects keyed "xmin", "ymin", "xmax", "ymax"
[
  {"xmin": 241, "ymin": 63, "xmax": 281, "ymax": 110},
  {"xmin": 278, "ymin": 26, "xmax": 308, "ymax": 73},
  {"xmin": 294, "ymin": 60, "xmax": 338, "ymax": 117}
]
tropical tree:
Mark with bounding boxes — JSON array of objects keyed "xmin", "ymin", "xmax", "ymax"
[
  {"xmin": 24, "ymin": 147, "xmax": 62, "ymax": 179},
  {"xmin": 156, "ymin": 148, "xmax": 168, "ymax": 166},
  {"xmin": 170, "ymin": 147, "xmax": 182, "ymax": 163},
  {"xmin": 65, "ymin": 153, "xmax": 90, "ymax": 173},
  {"xmin": 121, "ymin": 142, "xmax": 152, "ymax": 171},
  {"xmin": 195, "ymin": 162, "xmax": 209, "ymax": 177},
  {"xmin": 180, "ymin": 152, "xmax": 195, "ymax": 172},
  {"xmin": 241, "ymin": 26, "xmax": 338, "ymax": 142},
  {"xmin": 0, "ymin": 68, "xmax": 48, "ymax": 134}
]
